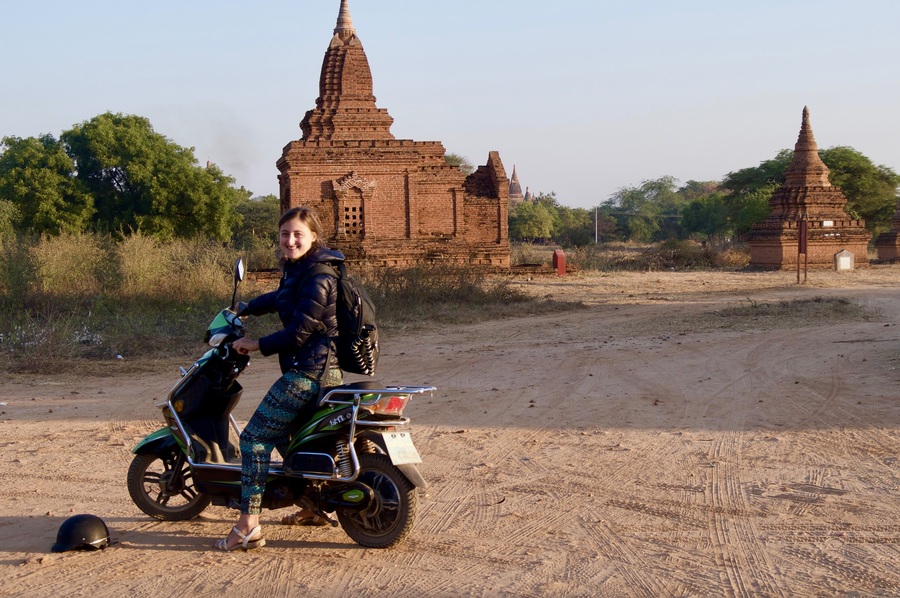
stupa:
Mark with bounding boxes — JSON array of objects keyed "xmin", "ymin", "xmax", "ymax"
[
  {"xmin": 276, "ymin": 0, "xmax": 510, "ymax": 268},
  {"xmin": 747, "ymin": 107, "xmax": 871, "ymax": 269},
  {"xmin": 509, "ymin": 166, "xmax": 525, "ymax": 209}
]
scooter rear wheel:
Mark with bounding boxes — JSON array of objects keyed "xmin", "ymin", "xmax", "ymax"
[
  {"xmin": 127, "ymin": 452, "xmax": 211, "ymax": 521},
  {"xmin": 336, "ymin": 452, "xmax": 417, "ymax": 548}
]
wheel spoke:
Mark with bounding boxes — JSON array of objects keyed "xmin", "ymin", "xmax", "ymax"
[{"xmin": 350, "ymin": 471, "xmax": 401, "ymax": 532}]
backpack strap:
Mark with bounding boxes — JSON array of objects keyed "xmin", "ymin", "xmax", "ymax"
[{"xmin": 298, "ymin": 263, "xmax": 340, "ymax": 401}]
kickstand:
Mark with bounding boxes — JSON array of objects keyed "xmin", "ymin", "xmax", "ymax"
[
  {"xmin": 318, "ymin": 512, "xmax": 339, "ymax": 528},
  {"xmin": 299, "ymin": 499, "xmax": 339, "ymax": 528}
]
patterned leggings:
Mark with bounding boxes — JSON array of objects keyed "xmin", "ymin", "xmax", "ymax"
[{"xmin": 239, "ymin": 368, "xmax": 343, "ymax": 515}]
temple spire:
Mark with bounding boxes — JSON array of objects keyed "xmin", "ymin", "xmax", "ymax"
[
  {"xmin": 335, "ymin": 0, "xmax": 356, "ymax": 39},
  {"xmin": 784, "ymin": 106, "xmax": 831, "ymax": 188},
  {"xmin": 299, "ymin": 0, "xmax": 394, "ymax": 141}
]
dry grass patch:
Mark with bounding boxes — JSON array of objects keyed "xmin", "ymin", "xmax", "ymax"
[{"xmin": 711, "ymin": 296, "xmax": 873, "ymax": 331}]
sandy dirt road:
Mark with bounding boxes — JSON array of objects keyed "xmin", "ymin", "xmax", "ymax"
[{"xmin": 1, "ymin": 269, "xmax": 898, "ymax": 597}]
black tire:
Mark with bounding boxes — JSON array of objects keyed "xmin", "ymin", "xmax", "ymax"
[
  {"xmin": 127, "ymin": 451, "xmax": 211, "ymax": 521},
  {"xmin": 336, "ymin": 453, "xmax": 418, "ymax": 548}
]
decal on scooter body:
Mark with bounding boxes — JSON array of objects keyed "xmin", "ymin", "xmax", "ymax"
[{"xmin": 286, "ymin": 406, "xmax": 355, "ymax": 453}]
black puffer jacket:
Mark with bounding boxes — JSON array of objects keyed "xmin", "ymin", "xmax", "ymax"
[{"xmin": 246, "ymin": 247, "xmax": 343, "ymax": 374}]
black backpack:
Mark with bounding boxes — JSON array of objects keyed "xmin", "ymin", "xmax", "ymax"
[{"xmin": 308, "ymin": 261, "xmax": 379, "ymax": 376}]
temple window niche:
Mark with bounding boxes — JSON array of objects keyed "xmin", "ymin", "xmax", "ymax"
[{"xmin": 333, "ymin": 171, "xmax": 375, "ymax": 239}]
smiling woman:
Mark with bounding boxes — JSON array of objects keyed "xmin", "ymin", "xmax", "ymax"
[{"xmin": 215, "ymin": 204, "xmax": 347, "ymax": 551}]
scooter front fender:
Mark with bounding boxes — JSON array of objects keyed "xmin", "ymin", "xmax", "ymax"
[{"xmin": 133, "ymin": 427, "xmax": 180, "ymax": 455}]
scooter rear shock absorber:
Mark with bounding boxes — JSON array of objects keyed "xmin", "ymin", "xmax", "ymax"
[{"xmin": 336, "ymin": 441, "xmax": 353, "ymax": 478}]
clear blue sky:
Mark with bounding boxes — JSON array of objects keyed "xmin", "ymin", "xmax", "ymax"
[{"xmin": 2, "ymin": 0, "xmax": 899, "ymax": 209}]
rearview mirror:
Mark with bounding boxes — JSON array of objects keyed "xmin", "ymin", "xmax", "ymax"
[{"xmin": 231, "ymin": 258, "xmax": 245, "ymax": 309}]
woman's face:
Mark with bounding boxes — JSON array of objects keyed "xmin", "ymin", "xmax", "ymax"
[{"xmin": 280, "ymin": 217, "xmax": 317, "ymax": 261}]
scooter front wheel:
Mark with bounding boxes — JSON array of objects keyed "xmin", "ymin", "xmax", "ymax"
[
  {"xmin": 127, "ymin": 452, "xmax": 211, "ymax": 521},
  {"xmin": 336, "ymin": 453, "xmax": 417, "ymax": 548}
]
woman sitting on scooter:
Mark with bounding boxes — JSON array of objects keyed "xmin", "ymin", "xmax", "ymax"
[{"xmin": 215, "ymin": 205, "xmax": 343, "ymax": 551}]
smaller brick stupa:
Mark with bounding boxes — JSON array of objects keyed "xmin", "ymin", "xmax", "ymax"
[
  {"xmin": 874, "ymin": 203, "xmax": 900, "ymax": 261},
  {"xmin": 747, "ymin": 107, "xmax": 871, "ymax": 269}
]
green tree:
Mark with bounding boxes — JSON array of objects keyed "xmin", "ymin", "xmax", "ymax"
[
  {"xmin": 820, "ymin": 146, "xmax": 900, "ymax": 230},
  {"xmin": 732, "ymin": 182, "xmax": 778, "ymax": 234},
  {"xmin": 509, "ymin": 200, "xmax": 555, "ymax": 242},
  {"xmin": 721, "ymin": 150, "xmax": 793, "ymax": 198},
  {"xmin": 555, "ymin": 205, "xmax": 594, "ymax": 246},
  {"xmin": 593, "ymin": 206, "xmax": 620, "ymax": 243},
  {"xmin": 445, "ymin": 153, "xmax": 474, "ymax": 176},
  {"xmin": 678, "ymin": 180, "xmax": 720, "ymax": 202},
  {"xmin": 0, "ymin": 134, "xmax": 94, "ymax": 234},
  {"xmin": 61, "ymin": 112, "xmax": 243, "ymax": 240},
  {"xmin": 233, "ymin": 194, "xmax": 280, "ymax": 247},
  {"xmin": 0, "ymin": 199, "xmax": 18, "ymax": 241},
  {"xmin": 604, "ymin": 176, "xmax": 683, "ymax": 242},
  {"xmin": 678, "ymin": 181, "xmax": 732, "ymax": 241},
  {"xmin": 681, "ymin": 192, "xmax": 728, "ymax": 241}
]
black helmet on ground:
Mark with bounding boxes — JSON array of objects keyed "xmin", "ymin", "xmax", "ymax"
[{"xmin": 51, "ymin": 514, "xmax": 110, "ymax": 552}]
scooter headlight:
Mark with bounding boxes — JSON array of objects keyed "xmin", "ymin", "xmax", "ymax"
[{"xmin": 208, "ymin": 332, "xmax": 229, "ymax": 347}]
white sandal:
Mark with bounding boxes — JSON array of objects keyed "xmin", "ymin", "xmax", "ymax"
[{"xmin": 214, "ymin": 525, "xmax": 266, "ymax": 551}]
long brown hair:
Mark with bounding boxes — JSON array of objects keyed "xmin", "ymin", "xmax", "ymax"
[{"xmin": 279, "ymin": 206, "xmax": 326, "ymax": 253}]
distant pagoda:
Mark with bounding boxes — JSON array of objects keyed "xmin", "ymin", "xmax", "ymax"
[
  {"xmin": 747, "ymin": 107, "xmax": 871, "ymax": 269},
  {"xmin": 508, "ymin": 165, "xmax": 524, "ymax": 209}
]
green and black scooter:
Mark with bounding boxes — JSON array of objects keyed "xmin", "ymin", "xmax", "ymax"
[{"xmin": 127, "ymin": 259, "xmax": 434, "ymax": 548}]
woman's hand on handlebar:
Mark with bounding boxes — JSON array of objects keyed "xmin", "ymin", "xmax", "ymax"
[{"xmin": 232, "ymin": 337, "xmax": 260, "ymax": 355}]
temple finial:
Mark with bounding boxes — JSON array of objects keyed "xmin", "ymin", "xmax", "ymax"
[
  {"xmin": 784, "ymin": 106, "xmax": 830, "ymax": 188},
  {"xmin": 335, "ymin": 0, "xmax": 356, "ymax": 38},
  {"xmin": 797, "ymin": 106, "xmax": 817, "ymax": 151}
]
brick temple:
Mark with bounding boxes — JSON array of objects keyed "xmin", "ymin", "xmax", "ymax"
[
  {"xmin": 874, "ymin": 203, "xmax": 900, "ymax": 261},
  {"xmin": 276, "ymin": 0, "xmax": 510, "ymax": 268},
  {"xmin": 747, "ymin": 107, "xmax": 871, "ymax": 269}
]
